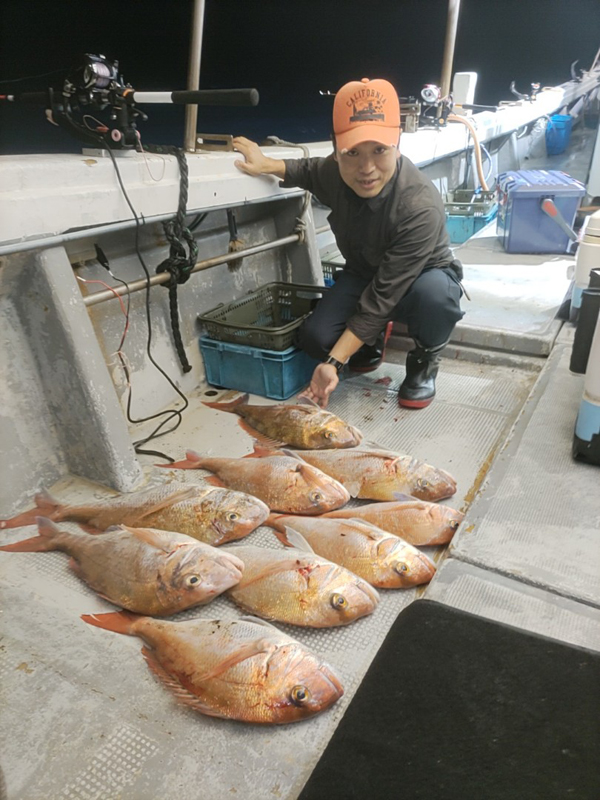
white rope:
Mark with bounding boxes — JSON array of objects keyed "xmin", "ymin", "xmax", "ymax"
[{"xmin": 265, "ymin": 136, "xmax": 312, "ymax": 243}]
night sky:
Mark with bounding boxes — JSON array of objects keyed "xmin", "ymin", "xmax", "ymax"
[{"xmin": 1, "ymin": 0, "xmax": 598, "ymax": 153}]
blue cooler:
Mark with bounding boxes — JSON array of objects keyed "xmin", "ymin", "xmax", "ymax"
[{"xmin": 496, "ymin": 170, "xmax": 585, "ymax": 253}]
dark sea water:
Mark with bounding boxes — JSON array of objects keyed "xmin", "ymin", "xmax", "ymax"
[{"xmin": 1, "ymin": 0, "xmax": 598, "ymax": 154}]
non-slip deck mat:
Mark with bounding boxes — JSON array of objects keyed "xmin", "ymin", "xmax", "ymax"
[{"xmin": 300, "ymin": 599, "xmax": 600, "ymax": 800}]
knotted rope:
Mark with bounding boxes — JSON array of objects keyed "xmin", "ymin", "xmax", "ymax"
[{"xmin": 146, "ymin": 144, "xmax": 199, "ymax": 373}]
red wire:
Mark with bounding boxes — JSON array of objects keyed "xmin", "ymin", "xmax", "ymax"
[{"xmin": 77, "ymin": 277, "xmax": 129, "ymax": 342}]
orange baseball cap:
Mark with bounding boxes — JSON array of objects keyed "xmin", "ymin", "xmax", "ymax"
[{"xmin": 333, "ymin": 78, "xmax": 401, "ymax": 153}]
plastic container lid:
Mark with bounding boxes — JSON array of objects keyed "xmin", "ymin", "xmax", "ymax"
[{"xmin": 497, "ymin": 170, "xmax": 585, "ymax": 193}]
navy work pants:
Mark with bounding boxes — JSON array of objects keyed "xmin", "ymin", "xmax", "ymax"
[{"xmin": 297, "ymin": 266, "xmax": 465, "ymax": 360}]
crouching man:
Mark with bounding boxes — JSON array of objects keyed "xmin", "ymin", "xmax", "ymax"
[{"xmin": 233, "ymin": 77, "xmax": 464, "ymax": 409}]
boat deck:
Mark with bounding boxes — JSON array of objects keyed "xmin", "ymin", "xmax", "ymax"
[{"xmin": 1, "ymin": 126, "xmax": 599, "ymax": 799}]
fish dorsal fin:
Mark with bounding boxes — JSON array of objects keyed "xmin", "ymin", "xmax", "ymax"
[
  {"xmin": 296, "ymin": 395, "xmax": 320, "ymax": 408},
  {"xmin": 120, "ymin": 525, "xmax": 176, "ymax": 552},
  {"xmin": 156, "ymin": 451, "xmax": 203, "ymax": 470},
  {"xmin": 281, "ymin": 449, "xmax": 307, "ymax": 462},
  {"xmin": 392, "ymin": 492, "xmax": 419, "ymax": 503},
  {"xmin": 361, "ymin": 448, "xmax": 404, "ymax": 460},
  {"xmin": 362, "ymin": 441, "xmax": 406, "ymax": 457},
  {"xmin": 283, "ymin": 526, "xmax": 315, "ymax": 553},
  {"xmin": 36, "ymin": 516, "xmax": 63, "ymax": 536},
  {"xmin": 136, "ymin": 485, "xmax": 199, "ymax": 520},
  {"xmin": 104, "ymin": 524, "xmax": 127, "ymax": 534},
  {"xmin": 243, "ymin": 444, "xmax": 280, "ymax": 459},
  {"xmin": 238, "ymin": 615, "xmax": 282, "ymax": 631},
  {"xmin": 348, "ymin": 518, "xmax": 386, "ymax": 539},
  {"xmin": 363, "ymin": 439, "xmax": 398, "ymax": 452}
]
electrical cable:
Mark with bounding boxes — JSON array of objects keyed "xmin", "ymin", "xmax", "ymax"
[
  {"xmin": 447, "ymin": 114, "xmax": 489, "ymax": 191},
  {"xmin": 135, "ymin": 132, "xmax": 166, "ymax": 182},
  {"xmin": 479, "ymin": 143, "xmax": 494, "ymax": 186},
  {"xmin": 85, "ymin": 259, "xmax": 181, "ymax": 461},
  {"xmin": 188, "ymin": 212, "xmax": 208, "ymax": 231},
  {"xmin": 91, "ymin": 134, "xmax": 191, "ymax": 462}
]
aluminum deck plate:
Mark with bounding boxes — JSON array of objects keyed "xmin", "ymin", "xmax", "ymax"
[
  {"xmin": 426, "ymin": 558, "xmax": 600, "ymax": 653},
  {"xmin": 450, "ymin": 331, "xmax": 600, "ymax": 609},
  {"xmin": 0, "ymin": 357, "xmax": 538, "ymax": 800}
]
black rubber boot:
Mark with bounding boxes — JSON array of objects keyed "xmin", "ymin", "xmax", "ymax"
[
  {"xmin": 349, "ymin": 322, "xmax": 393, "ymax": 373},
  {"xmin": 398, "ymin": 342, "xmax": 446, "ymax": 409}
]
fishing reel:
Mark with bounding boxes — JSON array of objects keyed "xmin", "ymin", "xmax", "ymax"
[
  {"xmin": 55, "ymin": 54, "xmax": 144, "ymax": 148},
  {"xmin": 1, "ymin": 54, "xmax": 259, "ymax": 149},
  {"xmin": 419, "ymin": 84, "xmax": 453, "ymax": 126},
  {"xmin": 509, "ymin": 81, "xmax": 540, "ymax": 102}
]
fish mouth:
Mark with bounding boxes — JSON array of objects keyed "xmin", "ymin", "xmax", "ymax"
[
  {"xmin": 340, "ymin": 581, "xmax": 379, "ymax": 616},
  {"xmin": 216, "ymin": 552, "xmax": 245, "ymax": 579},
  {"xmin": 319, "ymin": 663, "xmax": 345, "ymax": 700},
  {"xmin": 413, "ymin": 471, "xmax": 457, "ymax": 501},
  {"xmin": 436, "ymin": 469, "xmax": 457, "ymax": 498},
  {"xmin": 414, "ymin": 551, "xmax": 437, "ymax": 581},
  {"xmin": 359, "ymin": 581, "xmax": 380, "ymax": 606},
  {"xmin": 330, "ymin": 425, "xmax": 363, "ymax": 448}
]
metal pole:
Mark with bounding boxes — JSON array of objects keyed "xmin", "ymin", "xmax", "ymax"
[
  {"xmin": 82, "ymin": 225, "xmax": 332, "ymax": 307},
  {"xmin": 439, "ymin": 0, "xmax": 462, "ymax": 103},
  {"xmin": 83, "ymin": 234, "xmax": 301, "ymax": 306},
  {"xmin": 183, "ymin": 0, "xmax": 207, "ymax": 153}
]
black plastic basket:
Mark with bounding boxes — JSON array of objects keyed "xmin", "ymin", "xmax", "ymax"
[{"xmin": 198, "ymin": 282, "xmax": 328, "ymax": 351}]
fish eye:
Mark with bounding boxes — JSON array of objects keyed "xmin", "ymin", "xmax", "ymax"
[
  {"xmin": 394, "ymin": 562, "xmax": 410, "ymax": 575},
  {"xmin": 309, "ymin": 491, "xmax": 324, "ymax": 502},
  {"xmin": 450, "ymin": 520, "xmax": 460, "ymax": 530},
  {"xmin": 331, "ymin": 593, "xmax": 348, "ymax": 610},
  {"xmin": 291, "ymin": 685, "xmax": 311, "ymax": 706},
  {"xmin": 227, "ymin": 512, "xmax": 239, "ymax": 522},
  {"xmin": 186, "ymin": 575, "xmax": 201, "ymax": 587},
  {"xmin": 323, "ymin": 431, "xmax": 333, "ymax": 439},
  {"xmin": 417, "ymin": 478, "xmax": 430, "ymax": 489}
]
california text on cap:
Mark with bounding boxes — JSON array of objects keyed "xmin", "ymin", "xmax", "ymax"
[{"xmin": 333, "ymin": 78, "xmax": 401, "ymax": 153}]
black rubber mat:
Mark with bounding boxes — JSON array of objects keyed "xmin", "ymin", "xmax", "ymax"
[{"xmin": 300, "ymin": 600, "xmax": 600, "ymax": 800}]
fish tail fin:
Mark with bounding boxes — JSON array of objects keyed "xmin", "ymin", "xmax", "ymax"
[
  {"xmin": 0, "ymin": 489, "xmax": 61, "ymax": 530},
  {"xmin": 81, "ymin": 610, "xmax": 140, "ymax": 635},
  {"xmin": 157, "ymin": 450, "xmax": 203, "ymax": 470},
  {"xmin": 0, "ymin": 516, "xmax": 65, "ymax": 552},
  {"xmin": 202, "ymin": 393, "xmax": 248, "ymax": 413}
]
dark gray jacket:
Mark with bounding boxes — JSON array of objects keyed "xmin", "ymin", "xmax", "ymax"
[{"xmin": 281, "ymin": 154, "xmax": 454, "ymax": 343}]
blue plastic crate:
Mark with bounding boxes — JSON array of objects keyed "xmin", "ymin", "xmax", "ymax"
[
  {"xmin": 444, "ymin": 190, "xmax": 498, "ymax": 244},
  {"xmin": 199, "ymin": 336, "xmax": 319, "ymax": 400},
  {"xmin": 446, "ymin": 205, "xmax": 498, "ymax": 244}
]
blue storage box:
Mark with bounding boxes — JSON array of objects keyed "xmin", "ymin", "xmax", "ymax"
[
  {"xmin": 545, "ymin": 114, "xmax": 573, "ymax": 156},
  {"xmin": 199, "ymin": 336, "xmax": 319, "ymax": 400},
  {"xmin": 496, "ymin": 170, "xmax": 585, "ymax": 253}
]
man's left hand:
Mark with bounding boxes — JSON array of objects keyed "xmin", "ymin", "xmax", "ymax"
[{"xmin": 298, "ymin": 363, "xmax": 339, "ymax": 408}]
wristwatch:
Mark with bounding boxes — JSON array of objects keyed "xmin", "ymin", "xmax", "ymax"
[{"xmin": 324, "ymin": 355, "xmax": 345, "ymax": 373}]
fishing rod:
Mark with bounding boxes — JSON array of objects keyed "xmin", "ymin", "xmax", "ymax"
[{"xmin": 0, "ymin": 53, "xmax": 259, "ymax": 148}]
